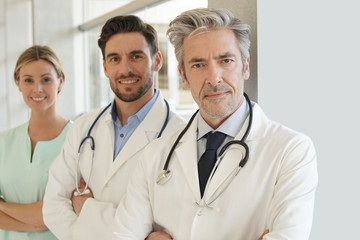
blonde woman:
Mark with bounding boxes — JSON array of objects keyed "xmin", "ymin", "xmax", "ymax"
[{"xmin": 0, "ymin": 45, "xmax": 72, "ymax": 239}]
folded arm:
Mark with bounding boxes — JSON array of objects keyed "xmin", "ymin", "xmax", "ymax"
[
  {"xmin": 0, "ymin": 201, "xmax": 47, "ymax": 232},
  {"xmin": 109, "ymin": 155, "xmax": 154, "ymax": 239},
  {"xmin": 70, "ymin": 178, "xmax": 119, "ymax": 239},
  {"xmin": 264, "ymin": 137, "xmax": 318, "ymax": 239}
]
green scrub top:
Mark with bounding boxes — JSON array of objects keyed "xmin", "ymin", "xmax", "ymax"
[{"xmin": 0, "ymin": 121, "xmax": 72, "ymax": 240}]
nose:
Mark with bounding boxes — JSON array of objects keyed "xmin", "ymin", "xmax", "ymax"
[
  {"xmin": 118, "ymin": 58, "xmax": 132, "ymax": 75},
  {"xmin": 34, "ymin": 82, "xmax": 43, "ymax": 93},
  {"xmin": 206, "ymin": 62, "xmax": 223, "ymax": 86}
]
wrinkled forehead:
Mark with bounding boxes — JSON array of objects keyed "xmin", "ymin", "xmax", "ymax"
[{"xmin": 182, "ymin": 29, "xmax": 241, "ymax": 62}]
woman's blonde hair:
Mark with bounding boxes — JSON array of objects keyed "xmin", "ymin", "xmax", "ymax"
[{"xmin": 14, "ymin": 45, "xmax": 65, "ymax": 84}]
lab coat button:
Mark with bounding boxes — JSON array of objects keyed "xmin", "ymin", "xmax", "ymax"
[{"xmin": 197, "ymin": 209, "xmax": 203, "ymax": 216}]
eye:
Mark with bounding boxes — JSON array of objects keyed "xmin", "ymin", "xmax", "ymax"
[
  {"xmin": 24, "ymin": 78, "xmax": 33, "ymax": 83},
  {"xmin": 191, "ymin": 63, "xmax": 203, "ymax": 69},
  {"xmin": 109, "ymin": 57, "xmax": 119, "ymax": 63},
  {"xmin": 221, "ymin": 58, "xmax": 233, "ymax": 64},
  {"xmin": 43, "ymin": 78, "xmax": 53, "ymax": 83},
  {"xmin": 130, "ymin": 54, "xmax": 144, "ymax": 61}
]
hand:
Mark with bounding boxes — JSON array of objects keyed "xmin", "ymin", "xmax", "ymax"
[
  {"xmin": 145, "ymin": 231, "xmax": 173, "ymax": 240},
  {"xmin": 258, "ymin": 229, "xmax": 269, "ymax": 240},
  {"xmin": 71, "ymin": 178, "xmax": 93, "ymax": 216}
]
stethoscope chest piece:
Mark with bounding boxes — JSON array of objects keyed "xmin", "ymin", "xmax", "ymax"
[
  {"xmin": 156, "ymin": 93, "xmax": 253, "ymax": 187},
  {"xmin": 73, "ymin": 188, "xmax": 91, "ymax": 196},
  {"xmin": 156, "ymin": 170, "xmax": 172, "ymax": 185}
]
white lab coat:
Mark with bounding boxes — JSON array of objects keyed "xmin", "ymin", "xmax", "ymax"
[
  {"xmin": 111, "ymin": 102, "xmax": 318, "ymax": 240},
  {"xmin": 42, "ymin": 93, "xmax": 185, "ymax": 240}
]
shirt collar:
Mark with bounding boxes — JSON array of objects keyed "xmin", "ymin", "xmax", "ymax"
[
  {"xmin": 197, "ymin": 97, "xmax": 249, "ymax": 140},
  {"xmin": 110, "ymin": 89, "xmax": 159, "ymax": 127}
]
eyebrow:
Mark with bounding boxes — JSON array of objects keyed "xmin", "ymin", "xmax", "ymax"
[
  {"xmin": 217, "ymin": 52, "xmax": 236, "ymax": 59},
  {"xmin": 21, "ymin": 74, "xmax": 32, "ymax": 77},
  {"xmin": 106, "ymin": 50, "xmax": 147, "ymax": 60},
  {"xmin": 129, "ymin": 50, "xmax": 146, "ymax": 55},
  {"xmin": 41, "ymin": 73, "xmax": 52, "ymax": 77},
  {"xmin": 187, "ymin": 52, "xmax": 236, "ymax": 64},
  {"xmin": 188, "ymin": 57, "xmax": 206, "ymax": 64},
  {"xmin": 106, "ymin": 52, "xmax": 118, "ymax": 60},
  {"xmin": 21, "ymin": 73, "xmax": 52, "ymax": 78}
]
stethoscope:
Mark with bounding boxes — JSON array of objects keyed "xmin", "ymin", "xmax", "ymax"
[
  {"xmin": 74, "ymin": 99, "xmax": 170, "ymax": 196},
  {"xmin": 156, "ymin": 93, "xmax": 253, "ymax": 204}
]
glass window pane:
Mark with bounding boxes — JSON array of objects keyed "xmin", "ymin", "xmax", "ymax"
[{"xmin": 84, "ymin": 0, "xmax": 134, "ymax": 21}]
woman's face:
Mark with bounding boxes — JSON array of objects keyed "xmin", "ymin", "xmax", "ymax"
[{"xmin": 17, "ymin": 59, "xmax": 64, "ymax": 113}]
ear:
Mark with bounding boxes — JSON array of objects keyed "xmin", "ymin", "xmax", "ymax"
[
  {"xmin": 16, "ymin": 80, "xmax": 22, "ymax": 92},
  {"xmin": 57, "ymin": 77, "xmax": 64, "ymax": 93},
  {"xmin": 103, "ymin": 59, "xmax": 109, "ymax": 78},
  {"xmin": 178, "ymin": 66, "xmax": 190, "ymax": 89},
  {"xmin": 243, "ymin": 56, "xmax": 250, "ymax": 80},
  {"xmin": 153, "ymin": 51, "xmax": 163, "ymax": 72}
]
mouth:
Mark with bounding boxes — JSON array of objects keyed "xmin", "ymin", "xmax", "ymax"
[
  {"xmin": 116, "ymin": 73, "xmax": 141, "ymax": 85},
  {"xmin": 204, "ymin": 91, "xmax": 227, "ymax": 100},
  {"xmin": 31, "ymin": 97, "xmax": 46, "ymax": 102},
  {"xmin": 118, "ymin": 79, "xmax": 139, "ymax": 84}
]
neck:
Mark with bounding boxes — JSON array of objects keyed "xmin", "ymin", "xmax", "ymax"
[
  {"xmin": 29, "ymin": 112, "xmax": 67, "ymax": 134},
  {"xmin": 115, "ymin": 88, "xmax": 154, "ymax": 125},
  {"xmin": 201, "ymin": 114, "xmax": 229, "ymax": 130},
  {"xmin": 29, "ymin": 108, "xmax": 60, "ymax": 127},
  {"xmin": 28, "ymin": 108, "xmax": 68, "ymax": 153}
]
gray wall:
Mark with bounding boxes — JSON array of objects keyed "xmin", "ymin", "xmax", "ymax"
[{"xmin": 258, "ymin": 0, "xmax": 360, "ymax": 239}]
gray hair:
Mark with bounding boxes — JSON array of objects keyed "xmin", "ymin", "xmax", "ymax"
[{"xmin": 166, "ymin": 8, "xmax": 251, "ymax": 73}]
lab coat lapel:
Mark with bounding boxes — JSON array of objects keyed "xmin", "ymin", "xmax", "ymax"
[
  {"xmin": 84, "ymin": 108, "xmax": 115, "ymax": 191},
  {"xmin": 103, "ymin": 95, "xmax": 168, "ymax": 184},
  {"xmin": 205, "ymin": 118, "xmax": 250, "ymax": 199},
  {"xmin": 174, "ymin": 113, "xmax": 202, "ymax": 201},
  {"xmin": 205, "ymin": 103, "xmax": 267, "ymax": 199},
  {"xmin": 113, "ymin": 125, "xmax": 149, "ymax": 166}
]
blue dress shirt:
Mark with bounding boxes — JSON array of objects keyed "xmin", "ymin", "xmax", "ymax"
[{"xmin": 111, "ymin": 89, "xmax": 159, "ymax": 160}]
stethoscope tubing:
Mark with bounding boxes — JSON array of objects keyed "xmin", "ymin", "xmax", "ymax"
[
  {"xmin": 77, "ymin": 103, "xmax": 112, "ymax": 153},
  {"xmin": 159, "ymin": 92, "xmax": 253, "ymax": 179},
  {"xmin": 163, "ymin": 109, "xmax": 199, "ymax": 171},
  {"xmin": 75, "ymin": 99, "xmax": 170, "ymax": 196},
  {"xmin": 74, "ymin": 103, "xmax": 112, "ymax": 196},
  {"xmin": 218, "ymin": 93, "xmax": 253, "ymax": 168},
  {"xmin": 157, "ymin": 99, "xmax": 170, "ymax": 138}
]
